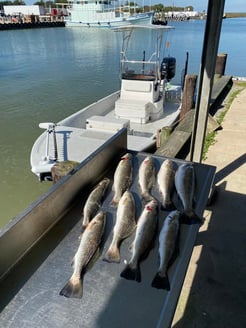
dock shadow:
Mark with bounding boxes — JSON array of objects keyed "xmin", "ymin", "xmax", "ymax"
[
  {"xmin": 172, "ymin": 181, "xmax": 246, "ymax": 327},
  {"xmin": 213, "ymin": 153, "xmax": 246, "ymax": 185}
]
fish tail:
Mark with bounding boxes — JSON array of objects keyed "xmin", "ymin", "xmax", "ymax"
[
  {"xmin": 151, "ymin": 272, "xmax": 170, "ymax": 291},
  {"xmin": 59, "ymin": 276, "xmax": 83, "ymax": 298},
  {"xmin": 110, "ymin": 197, "xmax": 119, "ymax": 207},
  {"xmin": 103, "ymin": 245, "xmax": 121, "ymax": 263},
  {"xmin": 120, "ymin": 263, "xmax": 141, "ymax": 282},
  {"xmin": 180, "ymin": 210, "xmax": 204, "ymax": 225},
  {"xmin": 141, "ymin": 192, "xmax": 154, "ymax": 203},
  {"xmin": 161, "ymin": 201, "xmax": 176, "ymax": 211}
]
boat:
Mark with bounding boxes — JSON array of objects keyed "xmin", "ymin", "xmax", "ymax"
[
  {"xmin": 30, "ymin": 25, "xmax": 184, "ymax": 181},
  {"xmin": 64, "ymin": 0, "xmax": 153, "ymax": 27}
]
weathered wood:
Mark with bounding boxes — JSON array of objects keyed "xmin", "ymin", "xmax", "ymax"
[
  {"xmin": 210, "ymin": 75, "xmax": 233, "ymax": 114},
  {"xmin": 207, "ymin": 114, "xmax": 221, "ymax": 133},
  {"xmin": 176, "ymin": 109, "xmax": 195, "ymax": 133},
  {"xmin": 210, "ymin": 75, "xmax": 233, "ymax": 102},
  {"xmin": 155, "ymin": 109, "xmax": 220, "ymax": 158},
  {"xmin": 156, "ymin": 126, "xmax": 173, "ymax": 148},
  {"xmin": 215, "ymin": 53, "xmax": 227, "ymax": 76},
  {"xmin": 51, "ymin": 160, "xmax": 79, "ymax": 183},
  {"xmin": 179, "ymin": 74, "xmax": 197, "ymax": 120},
  {"xmin": 189, "ymin": 0, "xmax": 226, "ymax": 163},
  {"xmin": 155, "ymin": 130, "xmax": 191, "ymax": 157}
]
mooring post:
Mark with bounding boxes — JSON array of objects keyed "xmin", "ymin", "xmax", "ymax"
[
  {"xmin": 179, "ymin": 74, "xmax": 198, "ymax": 120},
  {"xmin": 215, "ymin": 53, "xmax": 228, "ymax": 76}
]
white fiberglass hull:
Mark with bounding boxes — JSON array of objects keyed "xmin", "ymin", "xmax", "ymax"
[{"xmin": 65, "ymin": 13, "xmax": 153, "ymax": 28}]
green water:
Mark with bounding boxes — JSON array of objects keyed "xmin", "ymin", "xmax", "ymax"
[{"xmin": 1, "ymin": 18, "xmax": 245, "ymax": 229}]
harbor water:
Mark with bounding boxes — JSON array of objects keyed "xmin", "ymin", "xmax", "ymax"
[{"xmin": 0, "ymin": 18, "xmax": 246, "ymax": 228}]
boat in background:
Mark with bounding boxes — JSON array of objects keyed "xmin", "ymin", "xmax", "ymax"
[
  {"xmin": 65, "ymin": 0, "xmax": 153, "ymax": 27},
  {"xmin": 30, "ymin": 25, "xmax": 184, "ymax": 181}
]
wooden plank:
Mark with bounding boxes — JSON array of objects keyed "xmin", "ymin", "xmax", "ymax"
[
  {"xmin": 155, "ymin": 130, "xmax": 191, "ymax": 157},
  {"xmin": 210, "ymin": 75, "xmax": 233, "ymax": 103},
  {"xmin": 175, "ymin": 109, "xmax": 195, "ymax": 133}
]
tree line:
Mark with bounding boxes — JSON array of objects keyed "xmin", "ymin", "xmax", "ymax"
[{"xmin": 1, "ymin": 1, "xmax": 194, "ymax": 13}]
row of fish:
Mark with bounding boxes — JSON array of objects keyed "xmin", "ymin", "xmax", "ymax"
[
  {"xmin": 111, "ymin": 152, "xmax": 202, "ymax": 223},
  {"xmin": 60, "ymin": 153, "xmax": 201, "ymax": 298}
]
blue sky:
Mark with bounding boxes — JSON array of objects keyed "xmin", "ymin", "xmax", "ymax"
[{"xmin": 23, "ymin": 1, "xmax": 246, "ymax": 13}]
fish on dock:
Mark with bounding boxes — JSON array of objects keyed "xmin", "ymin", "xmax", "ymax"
[
  {"xmin": 111, "ymin": 153, "xmax": 133, "ymax": 207},
  {"xmin": 103, "ymin": 190, "xmax": 136, "ymax": 263},
  {"xmin": 151, "ymin": 210, "xmax": 180, "ymax": 291},
  {"xmin": 157, "ymin": 159, "xmax": 176, "ymax": 210},
  {"xmin": 82, "ymin": 177, "xmax": 110, "ymax": 229},
  {"xmin": 60, "ymin": 211, "xmax": 106, "ymax": 298},
  {"xmin": 174, "ymin": 163, "xmax": 202, "ymax": 224},
  {"xmin": 120, "ymin": 199, "xmax": 158, "ymax": 282},
  {"xmin": 138, "ymin": 155, "xmax": 156, "ymax": 202}
]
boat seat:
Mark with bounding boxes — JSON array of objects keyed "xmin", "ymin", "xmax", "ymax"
[
  {"xmin": 86, "ymin": 115, "xmax": 130, "ymax": 132},
  {"xmin": 115, "ymin": 99, "xmax": 153, "ymax": 124}
]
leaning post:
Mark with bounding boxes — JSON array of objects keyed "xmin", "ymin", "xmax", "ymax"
[{"xmin": 189, "ymin": 0, "xmax": 226, "ymax": 163}]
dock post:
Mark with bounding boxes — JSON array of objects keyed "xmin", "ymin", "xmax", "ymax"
[
  {"xmin": 189, "ymin": 0, "xmax": 226, "ymax": 163},
  {"xmin": 215, "ymin": 53, "xmax": 227, "ymax": 76},
  {"xmin": 179, "ymin": 74, "xmax": 197, "ymax": 120}
]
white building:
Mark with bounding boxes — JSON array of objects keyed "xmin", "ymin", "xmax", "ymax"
[{"xmin": 3, "ymin": 5, "xmax": 42, "ymax": 16}]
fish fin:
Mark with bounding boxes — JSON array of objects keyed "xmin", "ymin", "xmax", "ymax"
[
  {"xmin": 151, "ymin": 272, "xmax": 170, "ymax": 291},
  {"xmin": 59, "ymin": 276, "xmax": 83, "ymax": 298},
  {"xmin": 86, "ymin": 248, "xmax": 101, "ymax": 272},
  {"xmin": 120, "ymin": 264, "xmax": 141, "ymax": 282},
  {"xmin": 103, "ymin": 245, "xmax": 121, "ymax": 263}
]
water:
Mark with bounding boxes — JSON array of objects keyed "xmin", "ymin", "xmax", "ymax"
[{"xmin": 0, "ymin": 18, "xmax": 245, "ymax": 228}]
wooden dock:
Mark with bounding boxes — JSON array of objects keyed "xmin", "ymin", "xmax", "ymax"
[
  {"xmin": 155, "ymin": 75, "xmax": 233, "ymax": 158},
  {"xmin": 0, "ymin": 21, "xmax": 65, "ymax": 30}
]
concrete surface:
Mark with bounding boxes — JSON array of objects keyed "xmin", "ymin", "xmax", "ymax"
[{"xmin": 171, "ymin": 86, "xmax": 246, "ymax": 327}]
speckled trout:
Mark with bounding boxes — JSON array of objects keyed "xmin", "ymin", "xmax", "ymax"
[
  {"xmin": 82, "ymin": 177, "xmax": 110, "ymax": 229},
  {"xmin": 120, "ymin": 199, "xmax": 158, "ymax": 282},
  {"xmin": 138, "ymin": 156, "xmax": 156, "ymax": 202},
  {"xmin": 174, "ymin": 163, "xmax": 202, "ymax": 224},
  {"xmin": 111, "ymin": 153, "xmax": 133, "ymax": 207},
  {"xmin": 60, "ymin": 211, "xmax": 106, "ymax": 298},
  {"xmin": 103, "ymin": 190, "xmax": 136, "ymax": 263},
  {"xmin": 157, "ymin": 159, "xmax": 175, "ymax": 210},
  {"xmin": 152, "ymin": 210, "xmax": 180, "ymax": 291}
]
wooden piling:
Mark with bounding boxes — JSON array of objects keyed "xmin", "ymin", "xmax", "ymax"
[
  {"xmin": 215, "ymin": 53, "xmax": 227, "ymax": 76},
  {"xmin": 179, "ymin": 74, "xmax": 197, "ymax": 120}
]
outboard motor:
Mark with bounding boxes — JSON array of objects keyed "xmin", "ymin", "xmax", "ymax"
[{"xmin": 160, "ymin": 57, "xmax": 176, "ymax": 81}]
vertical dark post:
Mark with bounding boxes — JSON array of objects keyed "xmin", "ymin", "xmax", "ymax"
[
  {"xmin": 189, "ymin": 0, "xmax": 226, "ymax": 162},
  {"xmin": 215, "ymin": 53, "xmax": 227, "ymax": 76},
  {"xmin": 179, "ymin": 74, "xmax": 197, "ymax": 120}
]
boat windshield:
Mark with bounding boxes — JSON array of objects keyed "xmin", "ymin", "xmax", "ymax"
[
  {"xmin": 115, "ymin": 25, "xmax": 174, "ymax": 81},
  {"xmin": 121, "ymin": 59, "xmax": 157, "ymax": 81}
]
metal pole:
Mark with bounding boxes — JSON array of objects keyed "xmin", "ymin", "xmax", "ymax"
[{"xmin": 189, "ymin": 0, "xmax": 225, "ymax": 162}]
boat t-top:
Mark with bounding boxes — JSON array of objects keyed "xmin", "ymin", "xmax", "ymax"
[{"xmin": 30, "ymin": 25, "xmax": 183, "ymax": 181}]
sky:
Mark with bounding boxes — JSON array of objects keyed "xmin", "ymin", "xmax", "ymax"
[{"xmin": 22, "ymin": 0, "xmax": 246, "ymax": 13}]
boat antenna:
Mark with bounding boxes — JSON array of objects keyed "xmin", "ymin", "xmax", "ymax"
[
  {"xmin": 142, "ymin": 50, "xmax": 145, "ymax": 73},
  {"xmin": 52, "ymin": 124, "xmax": 58, "ymax": 161},
  {"xmin": 181, "ymin": 51, "xmax": 189, "ymax": 90}
]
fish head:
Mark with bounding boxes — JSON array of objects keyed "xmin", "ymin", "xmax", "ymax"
[
  {"xmin": 121, "ymin": 153, "xmax": 132, "ymax": 161},
  {"xmin": 93, "ymin": 211, "xmax": 106, "ymax": 228},
  {"xmin": 162, "ymin": 159, "xmax": 174, "ymax": 170},
  {"xmin": 99, "ymin": 177, "xmax": 110, "ymax": 189}
]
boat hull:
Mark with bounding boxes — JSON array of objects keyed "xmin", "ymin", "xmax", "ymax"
[{"xmin": 65, "ymin": 13, "xmax": 153, "ymax": 28}]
